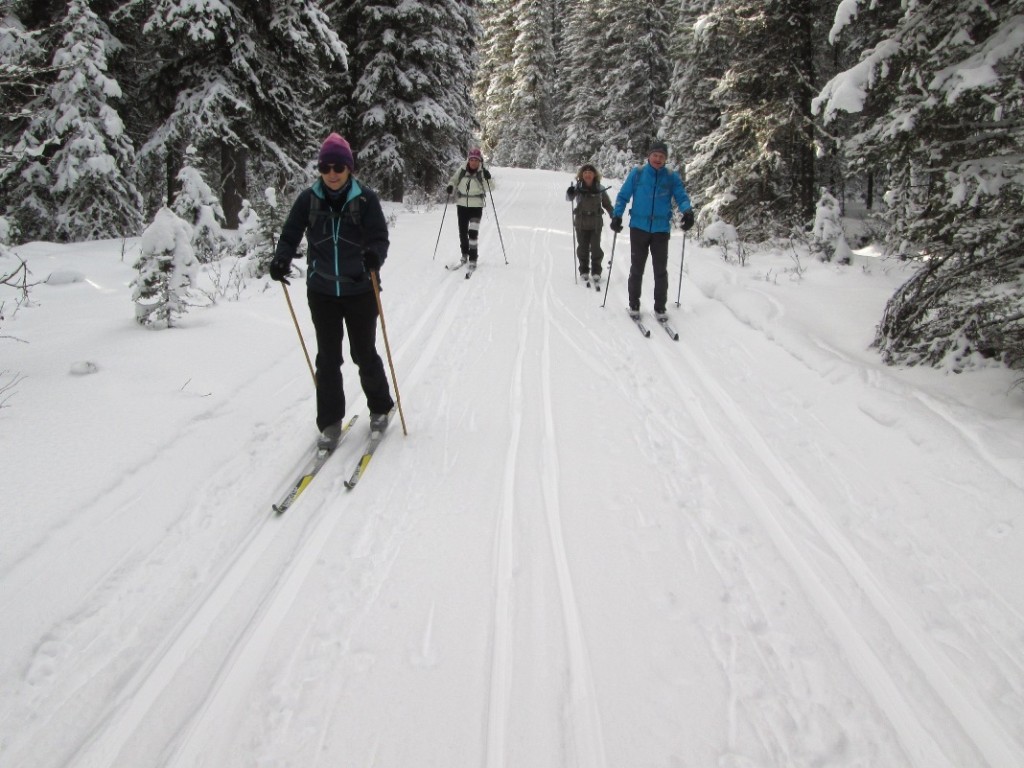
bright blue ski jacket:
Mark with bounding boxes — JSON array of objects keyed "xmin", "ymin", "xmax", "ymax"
[{"xmin": 613, "ymin": 163, "xmax": 692, "ymax": 234}]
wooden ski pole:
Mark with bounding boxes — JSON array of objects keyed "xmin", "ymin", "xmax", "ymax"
[
  {"xmin": 282, "ymin": 282, "xmax": 316, "ymax": 387},
  {"xmin": 370, "ymin": 271, "xmax": 407, "ymax": 436}
]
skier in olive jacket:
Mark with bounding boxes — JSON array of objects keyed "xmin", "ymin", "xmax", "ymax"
[
  {"xmin": 610, "ymin": 141, "xmax": 695, "ymax": 318},
  {"xmin": 269, "ymin": 132, "xmax": 394, "ymax": 449},
  {"xmin": 566, "ymin": 163, "xmax": 614, "ymax": 284}
]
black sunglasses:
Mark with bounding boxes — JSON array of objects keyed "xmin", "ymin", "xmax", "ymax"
[{"xmin": 318, "ymin": 163, "xmax": 346, "ymax": 174}]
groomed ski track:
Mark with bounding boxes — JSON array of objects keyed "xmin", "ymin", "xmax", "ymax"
[{"xmin": 2, "ymin": 168, "xmax": 1023, "ymax": 768}]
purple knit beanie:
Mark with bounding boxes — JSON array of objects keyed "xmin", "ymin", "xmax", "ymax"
[
  {"xmin": 467, "ymin": 147, "xmax": 483, "ymax": 162},
  {"xmin": 318, "ymin": 132, "xmax": 354, "ymax": 170}
]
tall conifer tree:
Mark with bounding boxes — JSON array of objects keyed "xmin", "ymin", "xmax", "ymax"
[
  {"xmin": 560, "ymin": 0, "xmax": 605, "ymax": 166},
  {"xmin": 688, "ymin": 0, "xmax": 822, "ymax": 239},
  {"xmin": 594, "ymin": 0, "xmax": 671, "ymax": 175},
  {"xmin": 140, "ymin": 0, "xmax": 346, "ymax": 226},
  {"xmin": 353, "ymin": 0, "xmax": 479, "ymax": 200},
  {"xmin": 2, "ymin": 0, "xmax": 142, "ymax": 241}
]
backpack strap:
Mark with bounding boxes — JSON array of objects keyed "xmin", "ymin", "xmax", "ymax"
[
  {"xmin": 308, "ymin": 192, "xmax": 322, "ymax": 231},
  {"xmin": 308, "ymin": 188, "xmax": 364, "ymax": 232}
]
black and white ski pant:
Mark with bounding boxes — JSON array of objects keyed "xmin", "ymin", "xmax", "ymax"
[{"xmin": 456, "ymin": 205, "xmax": 483, "ymax": 262}]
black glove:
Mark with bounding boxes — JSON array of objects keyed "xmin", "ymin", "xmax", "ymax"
[
  {"xmin": 269, "ymin": 256, "xmax": 291, "ymax": 285},
  {"xmin": 362, "ymin": 249, "xmax": 381, "ymax": 272},
  {"xmin": 446, "ymin": 184, "xmax": 453, "ymax": 195},
  {"xmin": 610, "ymin": 216, "xmax": 623, "ymax": 233},
  {"xmin": 680, "ymin": 209, "xmax": 695, "ymax": 231},
  {"xmin": 482, "ymin": 169, "xmax": 491, "ymax": 180},
  {"xmin": 566, "ymin": 185, "xmax": 576, "ymax": 200}
]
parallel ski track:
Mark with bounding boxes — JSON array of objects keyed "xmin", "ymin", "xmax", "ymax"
[
  {"xmin": 536, "ymin": 247, "xmax": 1024, "ymax": 765},
  {"xmin": 0, "ymin": 355, "xmax": 323, "ymax": 767},
  {"xmin": 484, "ymin": 195, "xmax": 608, "ymax": 768},
  {"xmin": 163, "ymin": 181, "xmax": 527, "ymax": 766},
  {"xmin": 537, "ymin": 238, "xmax": 608, "ymax": 768},
  {"xmin": 59, "ymin": 212, "xmax": 494, "ymax": 767},
  {"xmin": 647, "ymin": 332, "xmax": 1024, "ymax": 767},
  {"xmin": 64, "ymin": 494, "xmax": 342, "ymax": 768},
  {"xmin": 483, "ymin": 180, "xmax": 533, "ymax": 768}
]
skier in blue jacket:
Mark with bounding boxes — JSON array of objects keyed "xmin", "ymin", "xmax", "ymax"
[{"xmin": 610, "ymin": 141, "xmax": 695, "ymax": 319}]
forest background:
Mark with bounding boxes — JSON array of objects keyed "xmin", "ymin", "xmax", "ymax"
[{"xmin": 1, "ymin": 0, "xmax": 1022, "ymax": 373}]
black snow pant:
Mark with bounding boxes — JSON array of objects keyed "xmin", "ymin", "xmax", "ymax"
[
  {"xmin": 307, "ymin": 288, "xmax": 394, "ymax": 431},
  {"xmin": 575, "ymin": 227, "xmax": 604, "ymax": 276},
  {"xmin": 456, "ymin": 205, "xmax": 483, "ymax": 262},
  {"xmin": 627, "ymin": 228, "xmax": 670, "ymax": 313}
]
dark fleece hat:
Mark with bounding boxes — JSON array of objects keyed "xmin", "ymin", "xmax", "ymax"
[
  {"xmin": 648, "ymin": 140, "xmax": 669, "ymax": 156},
  {"xmin": 319, "ymin": 132, "xmax": 354, "ymax": 170}
]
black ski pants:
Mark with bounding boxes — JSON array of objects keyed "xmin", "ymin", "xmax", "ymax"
[
  {"xmin": 628, "ymin": 228, "xmax": 670, "ymax": 313},
  {"xmin": 307, "ymin": 288, "xmax": 394, "ymax": 431}
]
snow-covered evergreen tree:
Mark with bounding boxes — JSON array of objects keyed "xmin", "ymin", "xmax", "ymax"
[
  {"xmin": 659, "ymin": 1, "xmax": 720, "ymax": 170},
  {"xmin": 140, "ymin": 0, "xmax": 346, "ymax": 226},
  {"xmin": 560, "ymin": 0, "xmax": 606, "ymax": 166},
  {"xmin": 593, "ymin": 0, "xmax": 671, "ymax": 175},
  {"xmin": 0, "ymin": 5, "xmax": 49, "ymax": 235},
  {"xmin": 817, "ymin": 0, "xmax": 1024, "ymax": 370},
  {"xmin": 475, "ymin": 0, "xmax": 525, "ymax": 161},
  {"xmin": 810, "ymin": 188, "xmax": 852, "ymax": 264},
  {"xmin": 1, "ymin": 0, "xmax": 142, "ymax": 242},
  {"xmin": 498, "ymin": 0, "xmax": 557, "ymax": 168},
  {"xmin": 235, "ymin": 199, "xmax": 261, "ymax": 259},
  {"xmin": 353, "ymin": 0, "xmax": 479, "ymax": 200},
  {"xmin": 133, "ymin": 206, "xmax": 197, "ymax": 328},
  {"xmin": 688, "ymin": 0, "xmax": 824, "ymax": 241},
  {"xmin": 0, "ymin": 4, "xmax": 47, "ymax": 159},
  {"xmin": 420, "ymin": 0, "xmax": 481, "ymax": 186},
  {"xmin": 172, "ymin": 145, "xmax": 227, "ymax": 264}
]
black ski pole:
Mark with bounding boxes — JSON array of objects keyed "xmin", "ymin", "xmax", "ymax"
[
  {"xmin": 601, "ymin": 231, "xmax": 617, "ymax": 308},
  {"xmin": 570, "ymin": 198, "xmax": 577, "ymax": 284},
  {"xmin": 482, "ymin": 163, "xmax": 508, "ymax": 264},
  {"xmin": 431, "ymin": 191, "xmax": 451, "ymax": 261},
  {"xmin": 675, "ymin": 231, "xmax": 687, "ymax": 307}
]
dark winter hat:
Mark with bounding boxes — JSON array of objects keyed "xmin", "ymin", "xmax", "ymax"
[
  {"xmin": 467, "ymin": 147, "xmax": 483, "ymax": 162},
  {"xmin": 648, "ymin": 140, "xmax": 669, "ymax": 157},
  {"xmin": 318, "ymin": 132, "xmax": 354, "ymax": 171}
]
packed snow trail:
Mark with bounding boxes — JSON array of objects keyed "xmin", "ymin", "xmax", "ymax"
[{"xmin": 2, "ymin": 168, "xmax": 1024, "ymax": 768}]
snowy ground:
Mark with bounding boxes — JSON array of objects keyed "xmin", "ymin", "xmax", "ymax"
[{"xmin": 3, "ymin": 167, "xmax": 1023, "ymax": 768}]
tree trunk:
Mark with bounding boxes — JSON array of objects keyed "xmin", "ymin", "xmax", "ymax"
[
  {"xmin": 220, "ymin": 142, "xmax": 247, "ymax": 229},
  {"xmin": 796, "ymin": 0, "xmax": 817, "ymax": 223}
]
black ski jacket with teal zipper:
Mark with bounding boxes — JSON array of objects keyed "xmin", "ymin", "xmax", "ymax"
[{"xmin": 274, "ymin": 177, "xmax": 389, "ymax": 298}]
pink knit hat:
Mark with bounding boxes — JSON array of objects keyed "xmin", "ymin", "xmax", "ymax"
[
  {"xmin": 467, "ymin": 147, "xmax": 483, "ymax": 161},
  {"xmin": 318, "ymin": 132, "xmax": 354, "ymax": 170}
]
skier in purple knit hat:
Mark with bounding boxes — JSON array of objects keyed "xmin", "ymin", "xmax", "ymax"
[
  {"xmin": 445, "ymin": 147, "xmax": 495, "ymax": 272},
  {"xmin": 269, "ymin": 132, "xmax": 395, "ymax": 449}
]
